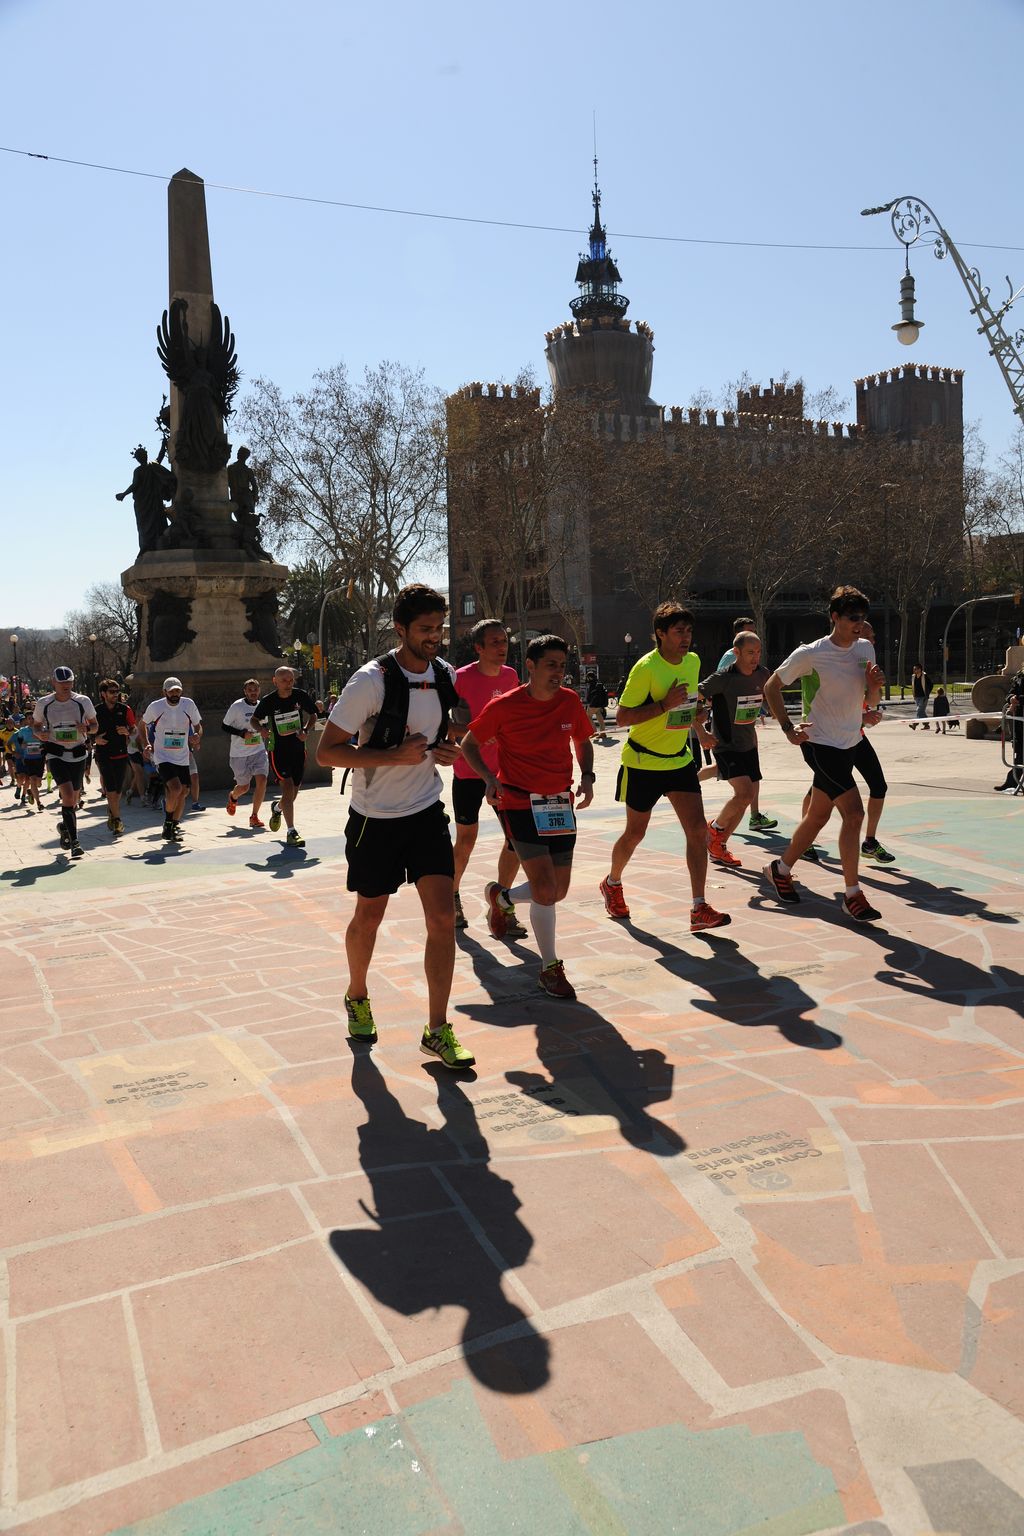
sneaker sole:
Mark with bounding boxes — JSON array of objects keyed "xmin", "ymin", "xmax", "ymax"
[
  {"xmin": 347, "ymin": 1028, "xmax": 378, "ymax": 1044},
  {"xmin": 843, "ymin": 904, "xmax": 881, "ymax": 923},
  {"xmin": 537, "ymin": 979, "xmax": 577, "ymax": 1000},
  {"xmin": 691, "ymin": 913, "xmax": 732, "ymax": 932}
]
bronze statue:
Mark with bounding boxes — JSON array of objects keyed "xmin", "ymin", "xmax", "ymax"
[
  {"xmin": 228, "ymin": 447, "xmax": 273, "ymax": 561},
  {"xmin": 147, "ymin": 589, "xmax": 196, "ymax": 662},
  {"xmin": 243, "ymin": 591, "xmax": 283, "ymax": 655},
  {"xmin": 160, "ymin": 487, "xmax": 209, "ymax": 550},
  {"xmin": 116, "ymin": 445, "xmax": 177, "ymax": 553},
  {"xmin": 157, "ymin": 298, "xmax": 239, "ymax": 473}
]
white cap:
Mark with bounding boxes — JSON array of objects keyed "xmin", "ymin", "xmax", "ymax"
[{"xmin": 162, "ymin": 677, "xmax": 183, "ymax": 692}]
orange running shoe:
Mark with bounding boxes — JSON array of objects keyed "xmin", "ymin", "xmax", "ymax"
[
  {"xmin": 690, "ymin": 901, "xmax": 731, "ymax": 932},
  {"xmin": 707, "ymin": 821, "xmax": 741, "ymax": 867}
]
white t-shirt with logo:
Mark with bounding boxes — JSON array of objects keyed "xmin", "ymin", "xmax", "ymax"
[
  {"xmin": 33, "ymin": 691, "xmax": 97, "ymax": 761},
  {"xmin": 222, "ymin": 699, "xmax": 265, "ymax": 760},
  {"xmin": 331, "ymin": 653, "xmax": 456, "ymax": 819},
  {"xmin": 775, "ymin": 635, "xmax": 875, "ymax": 750},
  {"xmin": 143, "ymin": 697, "xmax": 202, "ymax": 766}
]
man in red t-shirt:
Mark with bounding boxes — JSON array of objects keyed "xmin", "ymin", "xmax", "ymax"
[
  {"xmin": 461, "ymin": 633, "xmax": 595, "ymax": 1000},
  {"xmin": 452, "ymin": 620, "xmax": 525, "ymax": 938}
]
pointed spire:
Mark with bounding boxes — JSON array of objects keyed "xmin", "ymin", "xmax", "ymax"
[{"xmin": 571, "ymin": 158, "xmax": 628, "ymax": 321}]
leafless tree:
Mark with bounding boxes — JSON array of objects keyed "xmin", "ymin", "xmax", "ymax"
[{"xmin": 240, "ymin": 361, "xmax": 447, "ymax": 661}]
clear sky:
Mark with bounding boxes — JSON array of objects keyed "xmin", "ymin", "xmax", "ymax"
[{"xmin": 2, "ymin": 0, "xmax": 1022, "ymax": 629}]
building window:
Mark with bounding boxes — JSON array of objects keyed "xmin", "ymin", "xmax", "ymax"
[{"xmin": 461, "ymin": 593, "xmax": 476, "ymax": 617}]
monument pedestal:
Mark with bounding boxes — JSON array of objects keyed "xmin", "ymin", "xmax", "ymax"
[{"xmin": 122, "ymin": 550, "xmax": 332, "ymax": 790}]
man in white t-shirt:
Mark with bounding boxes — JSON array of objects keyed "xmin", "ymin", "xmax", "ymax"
[
  {"xmin": 141, "ymin": 678, "xmax": 202, "ymax": 842},
  {"xmin": 32, "ymin": 665, "xmax": 98, "ymax": 857},
  {"xmin": 762, "ymin": 586, "xmax": 885, "ymax": 922},
  {"xmin": 317, "ymin": 584, "xmax": 474, "ymax": 1070},
  {"xmin": 222, "ymin": 678, "xmax": 269, "ymax": 828}
]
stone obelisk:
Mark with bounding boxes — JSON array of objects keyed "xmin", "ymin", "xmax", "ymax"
[{"xmin": 120, "ymin": 170, "xmax": 315, "ymax": 790}]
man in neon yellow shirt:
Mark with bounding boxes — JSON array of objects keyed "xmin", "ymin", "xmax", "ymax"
[{"xmin": 599, "ymin": 602, "xmax": 730, "ymax": 933}]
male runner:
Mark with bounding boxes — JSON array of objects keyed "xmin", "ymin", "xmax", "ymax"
[
  {"xmin": 10, "ymin": 717, "xmax": 45, "ymax": 811},
  {"xmin": 252, "ymin": 666, "xmax": 317, "ymax": 846},
  {"xmin": 141, "ymin": 678, "xmax": 202, "ymax": 842},
  {"xmin": 801, "ymin": 620, "xmax": 895, "ymax": 866},
  {"xmin": 715, "ymin": 615, "xmax": 777, "ymax": 831},
  {"xmin": 762, "ymin": 586, "xmax": 885, "ymax": 921},
  {"xmin": 32, "ymin": 666, "xmax": 97, "ymax": 857},
  {"xmin": 93, "ymin": 679, "xmax": 136, "ymax": 835},
  {"xmin": 599, "ymin": 603, "xmax": 730, "ymax": 933},
  {"xmin": 451, "ymin": 619, "xmax": 525, "ymax": 937},
  {"xmin": 460, "ymin": 633, "xmax": 595, "ymax": 1000},
  {"xmin": 0, "ymin": 714, "xmax": 17, "ymax": 789},
  {"xmin": 317, "ymin": 584, "xmax": 474, "ymax": 1068},
  {"xmin": 701, "ymin": 631, "xmax": 773, "ymax": 868},
  {"xmin": 222, "ymin": 678, "xmax": 269, "ymax": 827}
]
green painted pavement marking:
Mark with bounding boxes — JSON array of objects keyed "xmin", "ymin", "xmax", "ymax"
[{"xmin": 116, "ymin": 1378, "xmax": 843, "ymax": 1536}]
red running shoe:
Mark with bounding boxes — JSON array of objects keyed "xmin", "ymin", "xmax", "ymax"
[
  {"xmin": 706, "ymin": 821, "xmax": 741, "ymax": 867},
  {"xmin": 764, "ymin": 860, "xmax": 801, "ymax": 905},
  {"xmin": 537, "ymin": 959, "xmax": 577, "ymax": 999},
  {"xmin": 690, "ymin": 901, "xmax": 731, "ymax": 932},
  {"xmin": 226, "ymin": 796, "xmax": 236, "ymax": 817},
  {"xmin": 842, "ymin": 890, "xmax": 881, "ymax": 923},
  {"xmin": 484, "ymin": 881, "xmax": 507, "ymax": 939},
  {"xmin": 599, "ymin": 876, "xmax": 630, "ymax": 919},
  {"xmin": 249, "ymin": 814, "xmax": 265, "ymax": 828}
]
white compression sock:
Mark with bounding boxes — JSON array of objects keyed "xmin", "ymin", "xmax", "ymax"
[
  {"xmin": 529, "ymin": 902, "xmax": 558, "ymax": 966},
  {"xmin": 502, "ymin": 880, "xmax": 534, "ymax": 908}
]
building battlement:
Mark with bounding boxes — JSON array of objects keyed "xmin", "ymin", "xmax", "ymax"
[
  {"xmin": 545, "ymin": 318, "xmax": 654, "ymax": 343},
  {"xmin": 456, "ymin": 382, "xmax": 542, "ymax": 405},
  {"xmin": 736, "ymin": 381, "xmax": 804, "ymax": 419},
  {"xmin": 855, "ymin": 365, "xmax": 964, "ymax": 389}
]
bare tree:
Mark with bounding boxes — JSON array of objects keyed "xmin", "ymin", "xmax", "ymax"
[{"xmin": 240, "ymin": 361, "xmax": 447, "ymax": 661}]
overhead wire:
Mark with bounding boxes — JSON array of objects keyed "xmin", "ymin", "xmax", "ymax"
[{"xmin": 3, "ymin": 143, "xmax": 1023, "ymax": 255}]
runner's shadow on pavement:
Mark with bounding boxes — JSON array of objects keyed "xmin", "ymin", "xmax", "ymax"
[
  {"xmin": 457, "ymin": 935, "xmax": 687, "ymax": 1156},
  {"xmin": 624, "ymin": 924, "xmax": 842, "ymax": 1050},
  {"xmin": 244, "ymin": 850, "xmax": 322, "ymax": 878},
  {"xmin": 0, "ymin": 860, "xmax": 79, "ymax": 888},
  {"xmin": 859, "ymin": 866, "xmax": 1018, "ymax": 924},
  {"xmin": 329, "ymin": 1048, "xmax": 550, "ymax": 1395},
  {"xmin": 855, "ymin": 925, "xmax": 1024, "ymax": 1018}
]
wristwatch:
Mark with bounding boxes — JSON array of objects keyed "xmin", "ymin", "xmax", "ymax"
[
  {"xmin": 581, "ymin": 772, "xmax": 596, "ymax": 782},
  {"xmin": 781, "ymin": 718, "xmax": 796, "ymax": 734}
]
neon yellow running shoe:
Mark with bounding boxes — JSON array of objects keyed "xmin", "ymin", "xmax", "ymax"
[
  {"xmin": 419, "ymin": 1023, "xmax": 475, "ymax": 1070},
  {"xmin": 345, "ymin": 994, "xmax": 377, "ymax": 1043}
]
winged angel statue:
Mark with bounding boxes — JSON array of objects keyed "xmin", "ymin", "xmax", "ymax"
[{"xmin": 156, "ymin": 298, "xmax": 239, "ymax": 473}]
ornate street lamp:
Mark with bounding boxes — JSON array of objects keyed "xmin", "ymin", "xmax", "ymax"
[
  {"xmin": 9, "ymin": 633, "xmax": 18, "ymax": 706},
  {"xmin": 89, "ymin": 633, "xmax": 97, "ymax": 693},
  {"xmin": 862, "ymin": 196, "xmax": 1024, "ymax": 421}
]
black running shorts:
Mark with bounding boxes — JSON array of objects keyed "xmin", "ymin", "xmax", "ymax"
[
  {"xmin": 47, "ymin": 756, "xmax": 86, "ymax": 790},
  {"xmin": 94, "ymin": 752, "xmax": 127, "ymax": 793},
  {"xmin": 712, "ymin": 745, "xmax": 762, "ymax": 783},
  {"xmin": 615, "ymin": 759, "xmax": 701, "ymax": 812},
  {"xmin": 851, "ymin": 736, "xmax": 887, "ymax": 800},
  {"xmin": 157, "ymin": 760, "xmax": 191, "ymax": 788},
  {"xmin": 495, "ymin": 804, "xmax": 576, "ymax": 866},
  {"xmin": 345, "ymin": 800, "xmax": 455, "ymax": 897},
  {"xmin": 270, "ymin": 739, "xmax": 306, "ymax": 786},
  {"xmin": 800, "ymin": 742, "xmax": 859, "ymax": 801},
  {"xmin": 452, "ymin": 776, "xmax": 488, "ymax": 825}
]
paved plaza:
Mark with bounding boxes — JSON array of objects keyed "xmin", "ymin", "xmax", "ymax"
[{"xmin": 1, "ymin": 719, "xmax": 1022, "ymax": 1535}]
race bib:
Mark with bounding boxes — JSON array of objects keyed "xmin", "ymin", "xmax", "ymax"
[
  {"xmin": 276, "ymin": 711, "xmax": 301, "ymax": 736},
  {"xmin": 665, "ymin": 703, "xmax": 697, "ymax": 731},
  {"xmin": 734, "ymin": 695, "xmax": 762, "ymax": 725},
  {"xmin": 243, "ymin": 731, "xmax": 263, "ymax": 748},
  {"xmin": 53, "ymin": 726, "xmax": 79, "ymax": 743},
  {"xmin": 163, "ymin": 732, "xmax": 186, "ymax": 750},
  {"xmin": 530, "ymin": 792, "xmax": 576, "ymax": 836}
]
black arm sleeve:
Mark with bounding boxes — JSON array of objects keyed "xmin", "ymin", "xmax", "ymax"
[{"xmin": 222, "ymin": 723, "xmax": 245, "ymax": 738}]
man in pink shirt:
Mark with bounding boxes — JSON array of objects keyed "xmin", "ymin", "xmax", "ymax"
[{"xmin": 452, "ymin": 619, "xmax": 526, "ymax": 937}]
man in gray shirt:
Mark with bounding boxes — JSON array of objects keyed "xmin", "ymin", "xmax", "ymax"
[{"xmin": 700, "ymin": 631, "xmax": 772, "ymax": 869}]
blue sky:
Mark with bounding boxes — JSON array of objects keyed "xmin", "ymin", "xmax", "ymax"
[{"xmin": 2, "ymin": 0, "xmax": 1022, "ymax": 627}]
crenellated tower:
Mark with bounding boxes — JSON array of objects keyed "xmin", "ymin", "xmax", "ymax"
[{"xmin": 544, "ymin": 166, "xmax": 658, "ymax": 415}]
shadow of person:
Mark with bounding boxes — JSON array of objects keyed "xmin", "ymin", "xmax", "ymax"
[
  {"xmin": 455, "ymin": 934, "xmax": 687, "ymax": 1156},
  {"xmin": 623, "ymin": 924, "xmax": 842, "ymax": 1050},
  {"xmin": 853, "ymin": 925, "xmax": 1024, "ymax": 1019},
  {"xmin": 859, "ymin": 865, "xmax": 1018, "ymax": 924},
  {"xmin": 329, "ymin": 1047, "xmax": 550, "ymax": 1395},
  {"xmin": 244, "ymin": 850, "xmax": 321, "ymax": 878},
  {"xmin": 0, "ymin": 859, "xmax": 79, "ymax": 888}
]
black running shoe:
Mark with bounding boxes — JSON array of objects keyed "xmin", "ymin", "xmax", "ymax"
[
  {"xmin": 59, "ymin": 825, "xmax": 72, "ymax": 850},
  {"xmin": 764, "ymin": 859, "xmax": 801, "ymax": 905},
  {"xmin": 70, "ymin": 841, "xmax": 85, "ymax": 858}
]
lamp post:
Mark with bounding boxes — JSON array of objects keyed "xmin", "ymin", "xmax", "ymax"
[
  {"xmin": 316, "ymin": 584, "xmax": 349, "ymax": 701},
  {"xmin": 89, "ymin": 633, "xmax": 97, "ymax": 694},
  {"xmin": 9, "ymin": 633, "xmax": 18, "ymax": 708},
  {"xmin": 862, "ymin": 196, "xmax": 1024, "ymax": 423},
  {"xmin": 878, "ymin": 484, "xmax": 899, "ymax": 699},
  {"xmin": 624, "ymin": 632, "xmax": 633, "ymax": 673}
]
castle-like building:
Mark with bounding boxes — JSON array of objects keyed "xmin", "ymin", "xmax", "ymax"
[{"xmin": 446, "ymin": 175, "xmax": 965, "ymax": 674}]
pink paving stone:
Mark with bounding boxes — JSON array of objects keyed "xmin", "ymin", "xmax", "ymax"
[
  {"xmin": 893, "ymin": 1280, "xmax": 970, "ymax": 1370},
  {"xmin": 16, "ymin": 1296, "xmax": 146, "ymax": 1499},
  {"xmin": 2, "ymin": 1142, "xmax": 141, "ymax": 1247},
  {"xmin": 740, "ymin": 1197, "xmax": 863, "ymax": 1267},
  {"xmin": 834, "ymin": 1102, "xmax": 1024, "ymax": 1141},
  {"xmin": 132, "ymin": 1240, "xmax": 391, "ymax": 1447},
  {"xmin": 933, "ymin": 1139, "xmax": 1024, "ymax": 1257},
  {"xmin": 263, "ymin": 1023, "xmax": 351, "ymax": 1064},
  {"xmin": 858, "ymin": 1145, "xmax": 993, "ymax": 1264},
  {"xmin": 971, "ymin": 1272, "xmax": 1024, "ymax": 1420},
  {"xmin": 447, "ymin": 1153, "xmax": 710, "ymax": 1309},
  {"xmin": 392, "ymin": 1313, "xmax": 712, "ymax": 1455},
  {"xmin": 122, "ymin": 1104, "xmax": 318, "ymax": 1203},
  {"xmin": 41, "ymin": 1033, "xmax": 98, "ymax": 1061},
  {"xmin": 8, "ymin": 1190, "xmax": 312, "ymax": 1317},
  {"xmin": 0, "ymin": 1085, "xmax": 53, "ymax": 1133},
  {"xmin": 143, "ymin": 1014, "xmax": 216, "ymax": 1040},
  {"xmin": 321, "ymin": 1392, "xmax": 392, "ymax": 1437},
  {"xmin": 659, "ymin": 1258, "xmax": 820, "ymax": 1385},
  {"xmin": 841, "ymin": 1013, "xmax": 1014, "ymax": 1079},
  {"xmin": 32, "ymin": 1075, "xmax": 94, "ymax": 1113},
  {"xmin": 11, "ymin": 1422, "xmax": 319, "ymax": 1536},
  {"xmin": 0, "ymin": 1043, "xmax": 62, "ymax": 1081}
]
